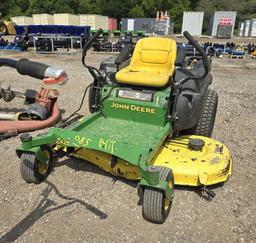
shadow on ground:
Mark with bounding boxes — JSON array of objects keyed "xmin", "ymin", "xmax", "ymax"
[
  {"xmin": 56, "ymin": 156, "xmax": 223, "ymax": 201},
  {"xmin": 0, "ymin": 180, "xmax": 107, "ymax": 242},
  {"xmin": 56, "ymin": 156, "xmax": 138, "ymax": 188}
]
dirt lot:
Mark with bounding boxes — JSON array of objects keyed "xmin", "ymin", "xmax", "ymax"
[{"xmin": 0, "ymin": 49, "xmax": 256, "ymax": 242}]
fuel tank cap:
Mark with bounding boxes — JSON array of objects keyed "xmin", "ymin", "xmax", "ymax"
[{"xmin": 188, "ymin": 138, "xmax": 205, "ymax": 151}]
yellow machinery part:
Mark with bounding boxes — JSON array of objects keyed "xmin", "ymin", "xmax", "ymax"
[
  {"xmin": 74, "ymin": 148, "xmax": 140, "ymax": 180},
  {"xmin": 149, "ymin": 135, "xmax": 232, "ymax": 186},
  {"xmin": 4, "ymin": 21, "xmax": 16, "ymax": 35},
  {"xmin": 73, "ymin": 135, "xmax": 232, "ymax": 186},
  {"xmin": 252, "ymin": 50, "xmax": 256, "ymax": 58}
]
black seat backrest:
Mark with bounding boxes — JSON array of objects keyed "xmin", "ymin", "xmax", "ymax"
[{"xmin": 175, "ymin": 46, "xmax": 186, "ymax": 67}]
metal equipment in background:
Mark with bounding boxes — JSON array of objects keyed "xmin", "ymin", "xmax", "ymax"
[
  {"xmin": 92, "ymin": 30, "xmax": 145, "ymax": 53},
  {"xmin": 33, "ymin": 35, "xmax": 85, "ymax": 54},
  {"xmin": 229, "ymin": 46, "xmax": 245, "ymax": 59},
  {"xmin": 0, "ymin": 35, "xmax": 29, "ymax": 51},
  {"xmin": 13, "ymin": 24, "xmax": 90, "ymax": 53},
  {"xmin": 0, "ymin": 13, "xmax": 16, "ymax": 35}
]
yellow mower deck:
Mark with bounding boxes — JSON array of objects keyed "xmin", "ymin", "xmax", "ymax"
[{"xmin": 73, "ymin": 135, "xmax": 232, "ymax": 186}]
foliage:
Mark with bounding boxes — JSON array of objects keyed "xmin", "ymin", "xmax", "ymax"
[{"xmin": 168, "ymin": 0, "xmax": 191, "ymax": 32}]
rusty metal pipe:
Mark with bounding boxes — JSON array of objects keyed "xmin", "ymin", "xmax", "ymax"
[
  {"xmin": 0, "ymin": 102, "xmax": 60, "ymax": 133},
  {"xmin": 0, "ymin": 112, "xmax": 20, "ymax": 120}
]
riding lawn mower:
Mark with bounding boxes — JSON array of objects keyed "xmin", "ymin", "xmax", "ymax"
[
  {"xmin": 16, "ymin": 30, "xmax": 232, "ymax": 224},
  {"xmin": 0, "ymin": 58, "xmax": 67, "ymax": 140}
]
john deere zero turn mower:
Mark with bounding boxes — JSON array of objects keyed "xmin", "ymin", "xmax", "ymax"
[{"xmin": 16, "ymin": 30, "xmax": 232, "ymax": 224}]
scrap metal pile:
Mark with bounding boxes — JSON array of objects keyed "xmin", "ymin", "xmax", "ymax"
[
  {"xmin": 92, "ymin": 31, "xmax": 145, "ymax": 53},
  {"xmin": 0, "ymin": 58, "xmax": 67, "ymax": 140}
]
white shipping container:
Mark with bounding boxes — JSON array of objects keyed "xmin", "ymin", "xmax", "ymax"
[
  {"xmin": 54, "ymin": 13, "xmax": 79, "ymax": 25},
  {"xmin": 11, "ymin": 16, "xmax": 33, "ymax": 25},
  {"xmin": 209, "ymin": 11, "xmax": 236, "ymax": 37},
  {"xmin": 250, "ymin": 19, "xmax": 256, "ymax": 37},
  {"xmin": 182, "ymin": 11, "xmax": 204, "ymax": 36},
  {"xmin": 33, "ymin": 14, "xmax": 54, "ymax": 25},
  {"xmin": 238, "ymin": 22, "xmax": 244, "ymax": 37},
  {"xmin": 244, "ymin": 20, "xmax": 250, "ymax": 37},
  {"xmin": 80, "ymin": 14, "xmax": 108, "ymax": 30}
]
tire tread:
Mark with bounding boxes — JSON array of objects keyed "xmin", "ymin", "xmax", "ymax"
[{"xmin": 142, "ymin": 167, "xmax": 173, "ymax": 224}]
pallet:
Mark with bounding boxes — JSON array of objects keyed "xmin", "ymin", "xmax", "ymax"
[{"xmin": 230, "ymin": 55, "xmax": 244, "ymax": 59}]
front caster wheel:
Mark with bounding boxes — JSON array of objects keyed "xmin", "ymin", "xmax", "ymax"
[
  {"xmin": 142, "ymin": 167, "xmax": 174, "ymax": 224},
  {"xmin": 20, "ymin": 148, "xmax": 55, "ymax": 184}
]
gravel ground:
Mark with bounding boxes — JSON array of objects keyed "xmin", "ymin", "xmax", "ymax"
[{"xmin": 0, "ymin": 50, "xmax": 256, "ymax": 243}]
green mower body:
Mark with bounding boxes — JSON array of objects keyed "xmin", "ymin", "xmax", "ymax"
[{"xmin": 17, "ymin": 84, "xmax": 173, "ymax": 193}]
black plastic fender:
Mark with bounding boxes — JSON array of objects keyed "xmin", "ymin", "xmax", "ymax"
[{"xmin": 173, "ymin": 68, "xmax": 212, "ymax": 131}]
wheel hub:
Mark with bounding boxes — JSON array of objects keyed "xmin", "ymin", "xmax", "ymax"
[{"xmin": 38, "ymin": 150, "xmax": 50, "ymax": 175}]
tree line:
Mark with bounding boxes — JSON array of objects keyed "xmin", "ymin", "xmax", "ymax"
[{"xmin": 1, "ymin": 0, "xmax": 256, "ymax": 32}]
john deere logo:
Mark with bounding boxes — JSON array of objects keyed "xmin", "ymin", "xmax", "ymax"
[{"xmin": 111, "ymin": 102, "xmax": 156, "ymax": 114}]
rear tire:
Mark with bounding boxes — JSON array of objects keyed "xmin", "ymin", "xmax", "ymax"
[
  {"xmin": 142, "ymin": 167, "xmax": 174, "ymax": 224},
  {"xmin": 182, "ymin": 89, "xmax": 218, "ymax": 137},
  {"xmin": 20, "ymin": 148, "xmax": 55, "ymax": 184}
]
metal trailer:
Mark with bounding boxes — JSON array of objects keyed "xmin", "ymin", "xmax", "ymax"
[
  {"xmin": 33, "ymin": 35, "xmax": 84, "ymax": 54},
  {"xmin": 14, "ymin": 25, "xmax": 91, "ymax": 37},
  {"xmin": 181, "ymin": 11, "xmax": 204, "ymax": 36},
  {"xmin": 121, "ymin": 18, "xmax": 155, "ymax": 34},
  {"xmin": 209, "ymin": 11, "xmax": 237, "ymax": 37}
]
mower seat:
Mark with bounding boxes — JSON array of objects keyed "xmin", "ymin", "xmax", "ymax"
[{"xmin": 115, "ymin": 37, "xmax": 177, "ymax": 87}]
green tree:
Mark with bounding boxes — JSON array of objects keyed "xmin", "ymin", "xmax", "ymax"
[
  {"xmin": 129, "ymin": 5, "xmax": 145, "ymax": 18},
  {"xmin": 28, "ymin": 0, "xmax": 81, "ymax": 14},
  {"xmin": 169, "ymin": 0, "xmax": 191, "ymax": 33},
  {"xmin": 99, "ymin": 0, "xmax": 133, "ymax": 18},
  {"xmin": 238, "ymin": 0, "xmax": 256, "ymax": 20}
]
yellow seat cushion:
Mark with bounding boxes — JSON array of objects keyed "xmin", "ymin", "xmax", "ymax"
[{"xmin": 115, "ymin": 37, "xmax": 177, "ymax": 87}]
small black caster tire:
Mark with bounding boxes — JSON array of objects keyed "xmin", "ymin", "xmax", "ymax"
[
  {"xmin": 20, "ymin": 148, "xmax": 55, "ymax": 184},
  {"xmin": 142, "ymin": 167, "xmax": 174, "ymax": 224}
]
